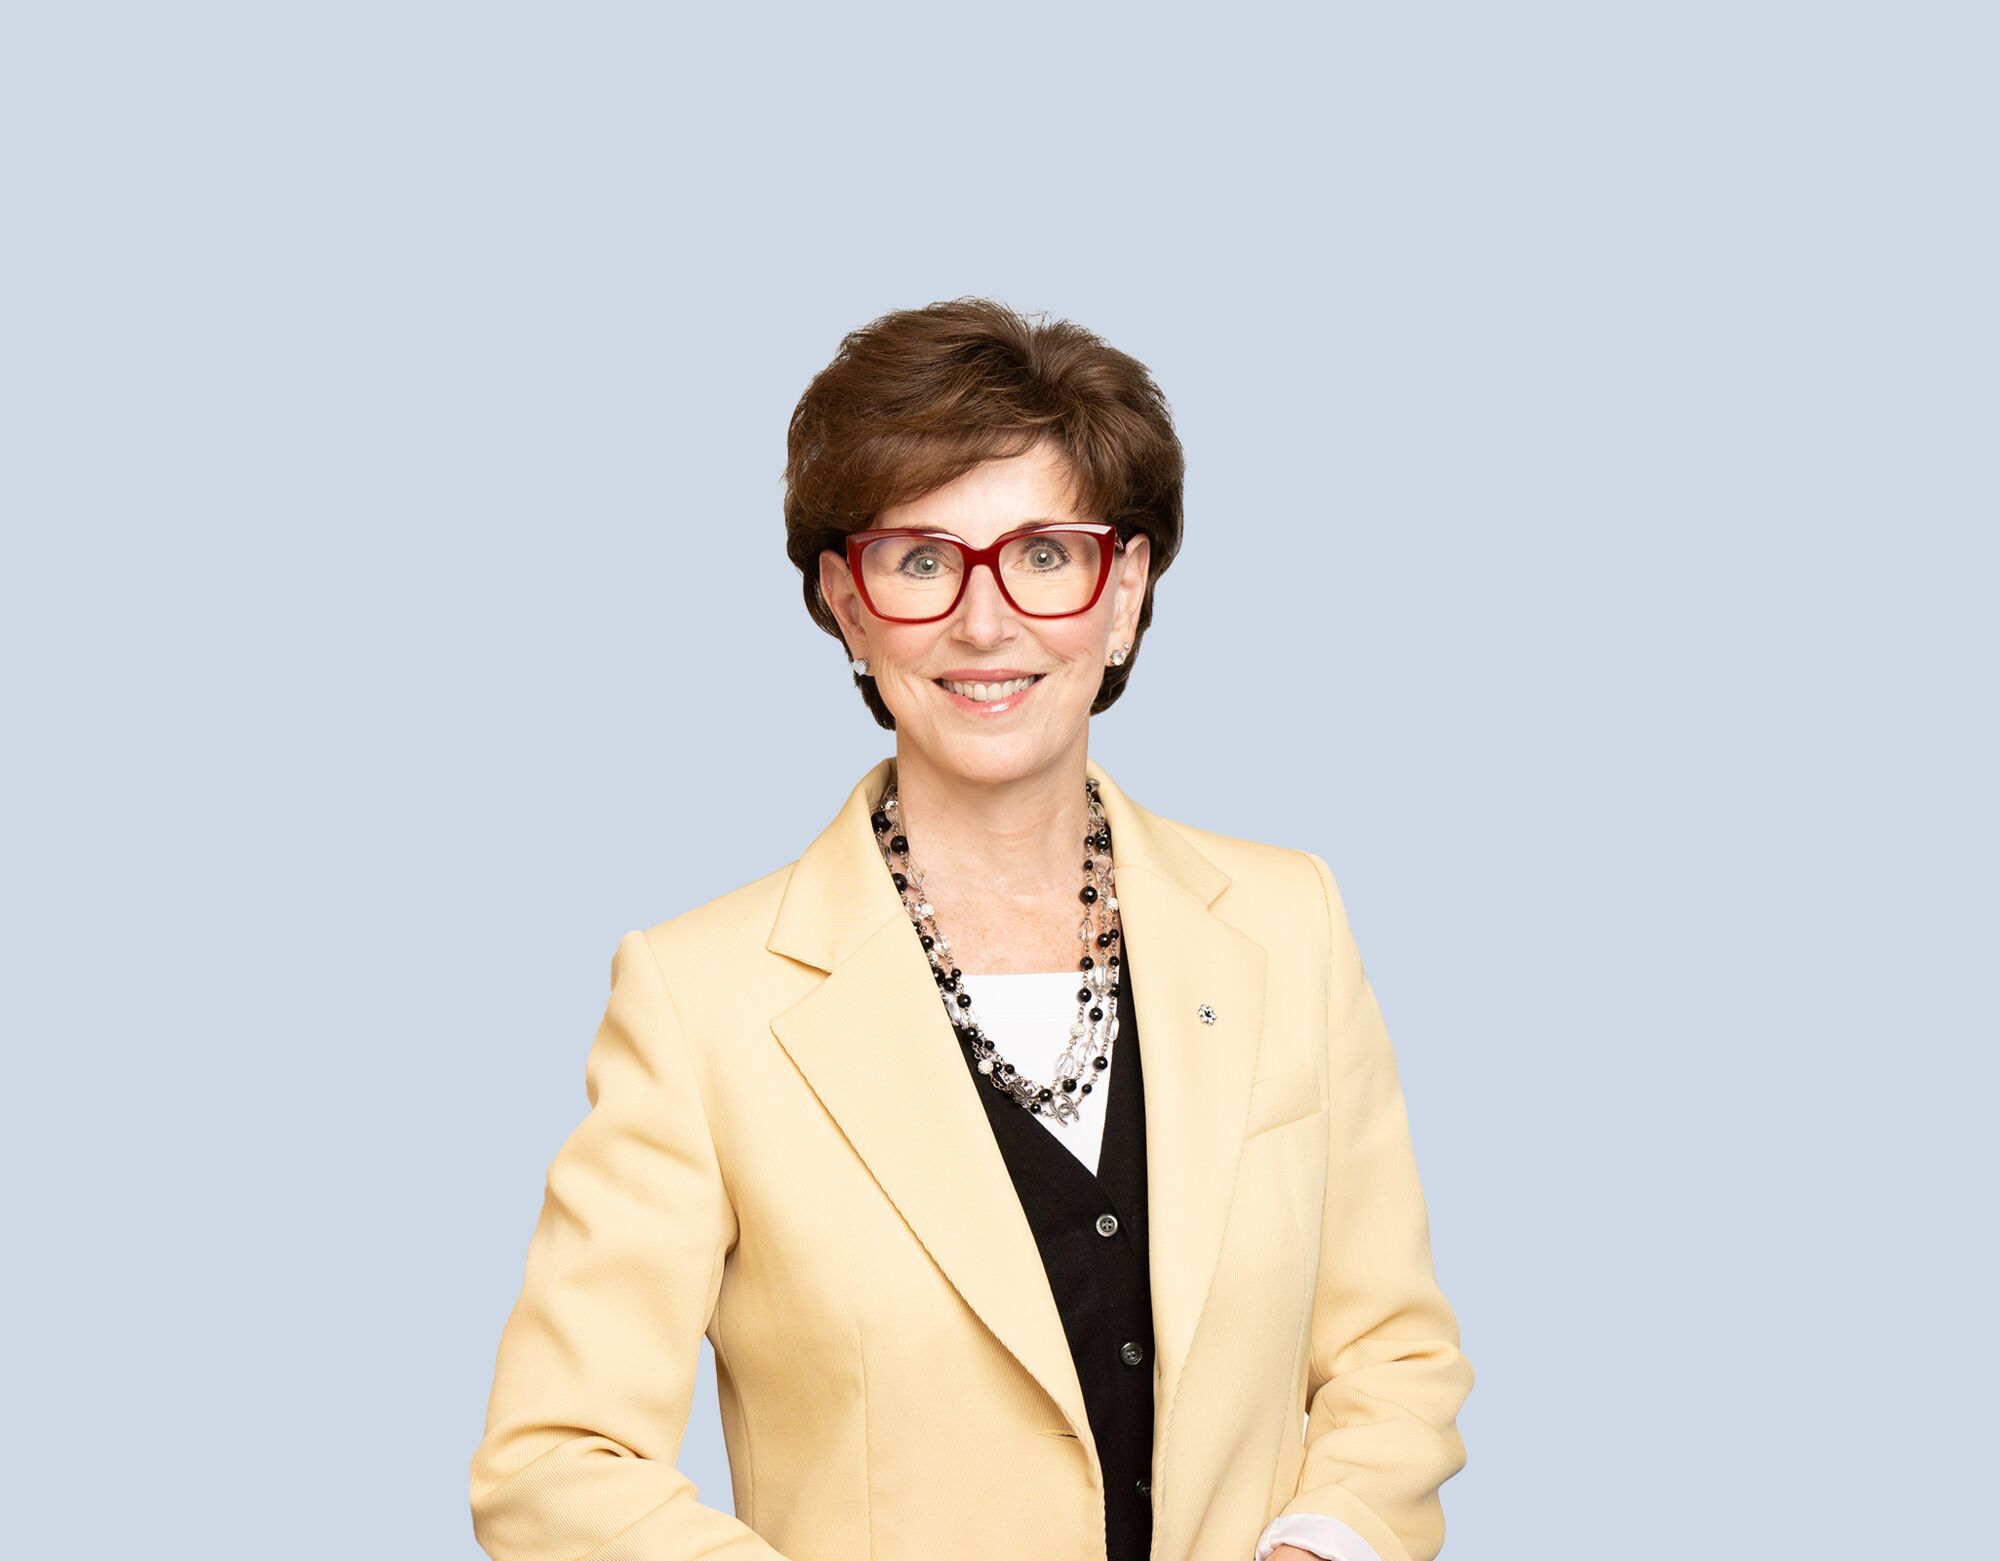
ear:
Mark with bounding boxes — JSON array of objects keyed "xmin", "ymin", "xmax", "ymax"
[
  {"xmin": 819, "ymin": 548, "xmax": 868, "ymax": 655},
  {"xmin": 1108, "ymin": 533, "xmax": 1151, "ymax": 645}
]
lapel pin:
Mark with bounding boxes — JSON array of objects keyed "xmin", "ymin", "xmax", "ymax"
[{"xmin": 1196, "ymin": 1003, "xmax": 1217, "ymax": 1025}]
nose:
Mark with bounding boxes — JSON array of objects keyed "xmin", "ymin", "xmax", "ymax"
[{"xmin": 952, "ymin": 558, "xmax": 1016, "ymax": 636}]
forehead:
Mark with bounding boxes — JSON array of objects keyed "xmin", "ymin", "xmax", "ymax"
[{"xmin": 874, "ymin": 444, "xmax": 1087, "ymax": 545}]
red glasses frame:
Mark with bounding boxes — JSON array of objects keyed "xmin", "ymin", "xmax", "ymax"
[{"xmin": 843, "ymin": 522, "xmax": 1126, "ymax": 624}]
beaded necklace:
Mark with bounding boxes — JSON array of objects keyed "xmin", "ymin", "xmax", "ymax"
[{"xmin": 872, "ymin": 776, "xmax": 1122, "ymax": 1124}]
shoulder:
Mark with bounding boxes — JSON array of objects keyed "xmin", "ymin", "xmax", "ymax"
[
  {"xmin": 1133, "ymin": 811, "xmax": 1346, "ymax": 979},
  {"xmin": 1148, "ymin": 807, "xmax": 1371, "ymax": 972},
  {"xmin": 626, "ymin": 860, "xmax": 798, "ymax": 987},
  {"xmin": 1148, "ymin": 816, "xmax": 1379, "ymax": 1040},
  {"xmin": 1156, "ymin": 811, "xmax": 1328, "ymax": 917}
]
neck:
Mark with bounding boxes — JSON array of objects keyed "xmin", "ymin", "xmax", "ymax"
[{"xmin": 888, "ymin": 743, "xmax": 1092, "ymax": 899}]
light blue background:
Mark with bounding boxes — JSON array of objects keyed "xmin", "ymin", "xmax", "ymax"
[{"xmin": 5, "ymin": 4, "xmax": 1993, "ymax": 1556}]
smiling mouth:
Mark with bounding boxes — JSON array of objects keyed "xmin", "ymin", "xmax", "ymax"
[{"xmin": 933, "ymin": 674, "xmax": 1045, "ymax": 702}]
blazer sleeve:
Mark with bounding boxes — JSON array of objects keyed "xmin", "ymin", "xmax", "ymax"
[
  {"xmin": 1272, "ymin": 851, "xmax": 1475, "ymax": 1561},
  {"xmin": 469, "ymin": 929, "xmax": 790, "ymax": 1561}
]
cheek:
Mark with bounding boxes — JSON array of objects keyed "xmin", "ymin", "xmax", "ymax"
[
  {"xmin": 1040, "ymin": 621, "xmax": 1109, "ymax": 665},
  {"xmin": 874, "ymin": 626, "xmax": 944, "ymax": 674}
]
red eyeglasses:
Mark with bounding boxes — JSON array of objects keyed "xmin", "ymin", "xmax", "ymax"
[{"xmin": 843, "ymin": 522, "xmax": 1125, "ymax": 624}]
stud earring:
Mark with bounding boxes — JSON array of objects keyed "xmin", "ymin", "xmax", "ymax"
[
  {"xmin": 1107, "ymin": 643, "xmax": 1131, "ymax": 667},
  {"xmin": 851, "ymin": 657, "xmax": 870, "ymax": 676}
]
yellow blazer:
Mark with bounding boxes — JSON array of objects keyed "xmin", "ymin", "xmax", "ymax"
[{"xmin": 470, "ymin": 755, "xmax": 1473, "ymax": 1561}]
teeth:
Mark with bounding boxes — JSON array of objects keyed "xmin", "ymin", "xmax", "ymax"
[{"xmin": 939, "ymin": 675, "xmax": 1038, "ymax": 701}]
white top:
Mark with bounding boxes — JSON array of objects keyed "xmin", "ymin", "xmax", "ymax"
[
  {"xmin": 957, "ymin": 974, "xmax": 1382, "ymax": 1561},
  {"xmin": 959, "ymin": 970, "xmax": 1114, "ymax": 1174}
]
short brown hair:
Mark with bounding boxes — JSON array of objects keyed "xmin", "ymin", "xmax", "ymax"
[{"xmin": 784, "ymin": 297, "xmax": 1185, "ymax": 731}]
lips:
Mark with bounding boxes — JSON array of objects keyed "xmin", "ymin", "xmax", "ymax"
[
  {"xmin": 932, "ymin": 672, "xmax": 1046, "ymax": 713},
  {"xmin": 934, "ymin": 673, "xmax": 1043, "ymax": 701}
]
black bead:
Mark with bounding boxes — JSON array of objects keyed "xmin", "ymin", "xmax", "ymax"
[
  {"xmin": 1092, "ymin": 1055, "xmax": 1109, "ymax": 1070},
  {"xmin": 1030, "ymin": 1102, "xmax": 1042, "ymax": 1114},
  {"xmin": 889, "ymin": 834, "xmax": 908, "ymax": 854},
  {"xmin": 1000, "ymin": 1062, "xmax": 1014, "ymax": 1078},
  {"xmin": 871, "ymin": 810, "xmax": 889, "ymax": 833},
  {"xmin": 892, "ymin": 872, "xmax": 907, "ymax": 891},
  {"xmin": 955, "ymin": 992, "xmax": 972, "ymax": 1008},
  {"xmin": 1080, "ymin": 1082, "xmax": 1093, "ymax": 1095},
  {"xmin": 1062, "ymin": 1078, "xmax": 1077, "ymax": 1092},
  {"xmin": 1096, "ymin": 932, "xmax": 1112, "ymax": 948},
  {"xmin": 1089, "ymin": 1006, "xmax": 1103, "ymax": 1022},
  {"xmin": 1080, "ymin": 885, "xmax": 1098, "ymax": 904},
  {"xmin": 920, "ymin": 934, "xmax": 934, "ymax": 950},
  {"xmin": 1080, "ymin": 954, "xmax": 1094, "ymax": 970},
  {"xmin": 1077, "ymin": 987, "xmax": 1092, "ymax": 1004},
  {"xmin": 1037, "ymin": 1087, "xmax": 1052, "ymax": 1102}
]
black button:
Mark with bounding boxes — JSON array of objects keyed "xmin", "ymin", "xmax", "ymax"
[
  {"xmin": 1120, "ymin": 1340, "xmax": 1145, "ymax": 1365},
  {"xmin": 1096, "ymin": 1212, "xmax": 1119, "ymax": 1237}
]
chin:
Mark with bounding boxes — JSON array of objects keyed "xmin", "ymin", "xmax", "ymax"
[
  {"xmin": 886, "ymin": 676, "xmax": 1091, "ymax": 780},
  {"xmin": 937, "ymin": 737, "xmax": 1045, "ymax": 777},
  {"xmin": 910, "ymin": 729, "xmax": 1064, "ymax": 786}
]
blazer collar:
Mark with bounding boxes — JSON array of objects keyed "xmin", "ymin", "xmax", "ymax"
[
  {"xmin": 767, "ymin": 754, "xmax": 1230, "ymax": 969},
  {"xmin": 765, "ymin": 754, "xmax": 1267, "ymax": 1488}
]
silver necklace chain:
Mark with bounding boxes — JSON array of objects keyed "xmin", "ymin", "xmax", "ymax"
[{"xmin": 872, "ymin": 776, "xmax": 1122, "ymax": 1125}]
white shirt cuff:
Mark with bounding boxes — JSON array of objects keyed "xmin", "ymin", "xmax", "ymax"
[{"xmin": 1253, "ymin": 1510, "xmax": 1386, "ymax": 1561}]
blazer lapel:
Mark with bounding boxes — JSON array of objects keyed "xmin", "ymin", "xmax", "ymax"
[
  {"xmin": 764, "ymin": 755, "xmax": 1267, "ymax": 1469},
  {"xmin": 1083, "ymin": 757, "xmax": 1269, "ymax": 1454}
]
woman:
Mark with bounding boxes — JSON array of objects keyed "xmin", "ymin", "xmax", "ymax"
[{"xmin": 469, "ymin": 299, "xmax": 1473, "ymax": 1561}]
